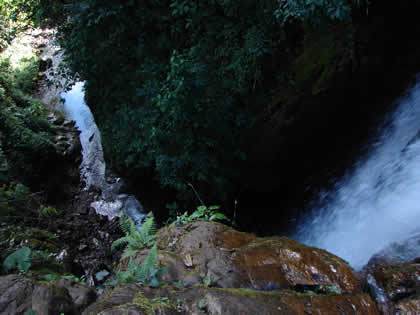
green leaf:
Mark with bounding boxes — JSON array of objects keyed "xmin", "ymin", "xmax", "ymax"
[
  {"xmin": 197, "ymin": 206, "xmax": 207, "ymax": 212},
  {"xmin": 3, "ymin": 247, "xmax": 31, "ymax": 273},
  {"xmin": 209, "ymin": 212, "xmax": 229, "ymax": 221},
  {"xmin": 42, "ymin": 274, "xmax": 58, "ymax": 281},
  {"xmin": 95, "ymin": 270, "xmax": 110, "ymax": 281}
]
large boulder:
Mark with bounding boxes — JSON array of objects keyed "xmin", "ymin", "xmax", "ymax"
[
  {"xmin": 0, "ymin": 275, "xmax": 96, "ymax": 315},
  {"xmin": 361, "ymin": 234, "xmax": 420, "ymax": 314},
  {"xmin": 83, "ymin": 284, "xmax": 378, "ymax": 315},
  {"xmin": 0, "ymin": 275, "xmax": 34, "ymax": 315},
  {"xmin": 127, "ymin": 222, "xmax": 360, "ymax": 293},
  {"xmin": 364, "ymin": 259, "xmax": 420, "ymax": 315},
  {"xmin": 104, "ymin": 221, "xmax": 378, "ymax": 314}
]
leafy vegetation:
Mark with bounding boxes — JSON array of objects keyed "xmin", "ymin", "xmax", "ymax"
[
  {"xmin": 170, "ymin": 205, "xmax": 229, "ymax": 226},
  {"xmin": 200, "ymin": 272, "xmax": 220, "ymax": 287},
  {"xmin": 198, "ymin": 298, "xmax": 207, "ymax": 311},
  {"xmin": 42, "ymin": 273, "xmax": 86, "ymax": 283},
  {"xmin": 0, "ymin": 52, "xmax": 57, "ymax": 219},
  {"xmin": 108, "ymin": 244, "xmax": 167, "ymax": 287},
  {"xmin": 3, "ymin": 246, "xmax": 31, "ymax": 273},
  {"xmin": 111, "ymin": 212, "xmax": 157, "ymax": 259},
  {"xmin": 25, "ymin": 0, "xmax": 362, "ymax": 211}
]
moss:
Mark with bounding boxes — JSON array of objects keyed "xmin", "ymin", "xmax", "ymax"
[
  {"xmin": 185, "ymin": 265, "xmax": 199, "ymax": 276},
  {"xmin": 121, "ymin": 291, "xmax": 175, "ymax": 315},
  {"xmin": 12, "ymin": 227, "xmax": 56, "ymax": 241},
  {"xmin": 158, "ymin": 250, "xmax": 180, "ymax": 261},
  {"xmin": 218, "ymin": 287, "xmax": 282, "ymax": 298},
  {"xmin": 19, "ymin": 238, "xmax": 59, "ymax": 253}
]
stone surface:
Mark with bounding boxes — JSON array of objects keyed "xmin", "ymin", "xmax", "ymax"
[
  {"xmin": 55, "ymin": 279, "xmax": 97, "ymax": 313},
  {"xmin": 0, "ymin": 275, "xmax": 34, "ymax": 315},
  {"xmin": 32, "ymin": 282, "xmax": 74, "ymax": 315},
  {"xmin": 129, "ymin": 222, "xmax": 361, "ymax": 293},
  {"xmin": 363, "ymin": 259, "xmax": 420, "ymax": 314},
  {"xmin": 0, "ymin": 275, "xmax": 97, "ymax": 315},
  {"xmin": 83, "ymin": 284, "xmax": 378, "ymax": 315}
]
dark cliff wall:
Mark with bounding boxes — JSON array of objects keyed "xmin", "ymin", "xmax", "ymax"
[{"xmin": 237, "ymin": 0, "xmax": 420, "ymax": 235}]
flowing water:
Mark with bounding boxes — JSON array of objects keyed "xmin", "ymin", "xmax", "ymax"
[
  {"xmin": 296, "ymin": 81, "xmax": 420, "ymax": 269},
  {"xmin": 60, "ymin": 82, "xmax": 146, "ymax": 226}
]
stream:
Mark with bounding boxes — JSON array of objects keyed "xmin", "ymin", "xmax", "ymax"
[{"xmin": 60, "ymin": 82, "xmax": 146, "ymax": 227}]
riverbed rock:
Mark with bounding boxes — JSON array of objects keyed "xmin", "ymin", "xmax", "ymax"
[
  {"xmin": 125, "ymin": 222, "xmax": 360, "ymax": 293},
  {"xmin": 0, "ymin": 275, "xmax": 34, "ymax": 315},
  {"xmin": 362, "ymin": 258, "xmax": 420, "ymax": 314},
  {"xmin": 83, "ymin": 284, "xmax": 378, "ymax": 315},
  {"xmin": 0, "ymin": 275, "xmax": 97, "ymax": 315},
  {"xmin": 105, "ymin": 222, "xmax": 378, "ymax": 314},
  {"xmin": 31, "ymin": 282, "xmax": 74, "ymax": 314}
]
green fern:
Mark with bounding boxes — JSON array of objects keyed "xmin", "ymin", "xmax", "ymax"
[
  {"xmin": 3, "ymin": 247, "xmax": 31, "ymax": 273},
  {"xmin": 40, "ymin": 205, "xmax": 57, "ymax": 217},
  {"xmin": 137, "ymin": 243, "xmax": 158, "ymax": 278},
  {"xmin": 111, "ymin": 212, "xmax": 157, "ymax": 259},
  {"xmin": 108, "ymin": 244, "xmax": 167, "ymax": 287}
]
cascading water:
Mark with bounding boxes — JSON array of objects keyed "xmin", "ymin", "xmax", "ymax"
[
  {"xmin": 296, "ymin": 80, "xmax": 420, "ymax": 269},
  {"xmin": 60, "ymin": 82, "xmax": 146, "ymax": 226}
]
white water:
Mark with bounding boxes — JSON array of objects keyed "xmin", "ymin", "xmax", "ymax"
[
  {"xmin": 297, "ymin": 81, "xmax": 420, "ymax": 269},
  {"xmin": 60, "ymin": 82, "xmax": 146, "ymax": 226}
]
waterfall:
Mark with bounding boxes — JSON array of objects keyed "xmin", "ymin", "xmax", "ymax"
[
  {"xmin": 296, "ymin": 80, "xmax": 420, "ymax": 269},
  {"xmin": 60, "ymin": 82, "xmax": 146, "ymax": 226}
]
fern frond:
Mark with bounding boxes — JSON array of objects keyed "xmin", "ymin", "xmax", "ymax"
[
  {"xmin": 111, "ymin": 236, "xmax": 130, "ymax": 252},
  {"xmin": 3, "ymin": 247, "xmax": 31, "ymax": 272},
  {"xmin": 128, "ymin": 217, "xmax": 138, "ymax": 236},
  {"xmin": 112, "ymin": 212, "xmax": 158, "ymax": 259},
  {"xmin": 138, "ymin": 214, "xmax": 156, "ymax": 247},
  {"xmin": 137, "ymin": 244, "xmax": 158, "ymax": 278},
  {"xmin": 119, "ymin": 212, "xmax": 132, "ymax": 235},
  {"xmin": 122, "ymin": 248, "xmax": 140, "ymax": 260}
]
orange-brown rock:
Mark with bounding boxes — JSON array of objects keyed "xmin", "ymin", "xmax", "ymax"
[
  {"xmin": 83, "ymin": 284, "xmax": 378, "ymax": 315},
  {"xmin": 367, "ymin": 260, "xmax": 420, "ymax": 314},
  {"xmin": 125, "ymin": 221, "xmax": 360, "ymax": 293},
  {"xmin": 373, "ymin": 262, "xmax": 420, "ymax": 302}
]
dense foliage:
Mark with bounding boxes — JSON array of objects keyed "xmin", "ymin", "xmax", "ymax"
[
  {"xmin": 111, "ymin": 212, "xmax": 157, "ymax": 259},
  {"xmin": 32, "ymin": 0, "xmax": 362, "ymax": 206},
  {"xmin": 0, "ymin": 19, "xmax": 58, "ymax": 217}
]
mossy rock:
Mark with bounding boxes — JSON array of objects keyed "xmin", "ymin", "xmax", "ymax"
[
  {"xmin": 83, "ymin": 284, "xmax": 378, "ymax": 315},
  {"xmin": 10, "ymin": 228, "xmax": 59, "ymax": 253}
]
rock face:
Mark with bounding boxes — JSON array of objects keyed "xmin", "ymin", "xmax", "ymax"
[
  {"xmin": 364, "ymin": 259, "xmax": 420, "ymax": 315},
  {"xmin": 0, "ymin": 275, "xmax": 96, "ymax": 315},
  {"xmin": 83, "ymin": 284, "xmax": 377, "ymax": 315},
  {"xmin": 1, "ymin": 222, "xmax": 381, "ymax": 314},
  {"xmin": 45, "ymin": 112, "xmax": 82, "ymax": 202},
  {"xmin": 360, "ymin": 234, "xmax": 420, "ymax": 314},
  {"xmin": 148, "ymin": 222, "xmax": 359, "ymax": 293},
  {"xmin": 85, "ymin": 221, "xmax": 378, "ymax": 314}
]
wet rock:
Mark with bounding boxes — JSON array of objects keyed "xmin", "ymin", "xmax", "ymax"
[
  {"xmin": 137, "ymin": 222, "xmax": 360, "ymax": 292},
  {"xmin": 366, "ymin": 274, "xmax": 393, "ymax": 315},
  {"xmin": 83, "ymin": 284, "xmax": 378, "ymax": 315},
  {"xmin": 32, "ymin": 282, "xmax": 74, "ymax": 314},
  {"xmin": 0, "ymin": 275, "xmax": 34, "ymax": 315},
  {"xmin": 39, "ymin": 58, "xmax": 52, "ymax": 71},
  {"xmin": 395, "ymin": 297, "xmax": 420, "ymax": 314},
  {"xmin": 363, "ymin": 260, "xmax": 420, "ymax": 314},
  {"xmin": 0, "ymin": 275, "xmax": 96, "ymax": 315},
  {"xmin": 55, "ymin": 279, "xmax": 97, "ymax": 313}
]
